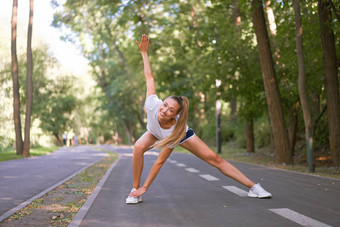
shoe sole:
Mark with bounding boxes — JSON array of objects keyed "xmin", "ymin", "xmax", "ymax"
[
  {"xmin": 258, "ymin": 195, "xmax": 272, "ymax": 199},
  {"xmin": 126, "ymin": 201, "xmax": 142, "ymax": 204},
  {"xmin": 248, "ymin": 194, "xmax": 272, "ymax": 199},
  {"xmin": 126, "ymin": 201, "xmax": 139, "ymax": 204}
]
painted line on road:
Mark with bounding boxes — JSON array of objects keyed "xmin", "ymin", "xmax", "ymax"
[
  {"xmin": 144, "ymin": 151, "xmax": 159, "ymax": 156},
  {"xmin": 176, "ymin": 163, "xmax": 186, "ymax": 167},
  {"xmin": 185, "ymin": 168, "xmax": 200, "ymax": 173},
  {"xmin": 168, "ymin": 160, "xmax": 177, "ymax": 163},
  {"xmin": 0, "ymin": 155, "xmax": 107, "ymax": 223},
  {"xmin": 222, "ymin": 186, "xmax": 248, "ymax": 197},
  {"xmin": 269, "ymin": 208, "xmax": 332, "ymax": 227},
  {"xmin": 199, "ymin": 174, "xmax": 219, "ymax": 181},
  {"xmin": 69, "ymin": 155, "xmax": 122, "ymax": 227}
]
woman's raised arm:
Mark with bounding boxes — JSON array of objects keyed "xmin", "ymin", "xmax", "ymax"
[{"xmin": 136, "ymin": 34, "xmax": 156, "ymax": 97}]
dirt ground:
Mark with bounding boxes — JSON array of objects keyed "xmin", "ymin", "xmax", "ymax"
[{"xmin": 0, "ymin": 151, "xmax": 118, "ymax": 227}]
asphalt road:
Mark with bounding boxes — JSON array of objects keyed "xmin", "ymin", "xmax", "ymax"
[
  {"xmin": 78, "ymin": 145, "xmax": 339, "ymax": 227},
  {"xmin": 1, "ymin": 145, "xmax": 339, "ymax": 226},
  {"xmin": 0, "ymin": 145, "xmax": 107, "ymax": 219}
]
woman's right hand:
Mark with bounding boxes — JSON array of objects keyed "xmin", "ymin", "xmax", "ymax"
[
  {"xmin": 136, "ymin": 34, "xmax": 149, "ymax": 52},
  {"xmin": 130, "ymin": 186, "xmax": 147, "ymax": 197}
]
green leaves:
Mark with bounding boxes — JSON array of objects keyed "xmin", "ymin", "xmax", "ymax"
[{"xmin": 50, "ymin": 0, "xmax": 338, "ymax": 149}]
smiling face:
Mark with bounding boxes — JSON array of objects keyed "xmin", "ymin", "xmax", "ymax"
[{"xmin": 157, "ymin": 97, "xmax": 181, "ymax": 121}]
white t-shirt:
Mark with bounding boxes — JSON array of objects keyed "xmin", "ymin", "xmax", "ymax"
[{"xmin": 145, "ymin": 94, "xmax": 188, "ymax": 140}]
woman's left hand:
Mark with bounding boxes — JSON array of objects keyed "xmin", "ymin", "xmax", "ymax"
[
  {"xmin": 136, "ymin": 34, "xmax": 149, "ymax": 52},
  {"xmin": 130, "ymin": 187, "xmax": 147, "ymax": 197}
]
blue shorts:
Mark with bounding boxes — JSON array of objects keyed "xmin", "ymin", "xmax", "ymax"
[{"xmin": 179, "ymin": 128, "xmax": 195, "ymax": 144}]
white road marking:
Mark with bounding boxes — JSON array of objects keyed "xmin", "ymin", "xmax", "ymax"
[
  {"xmin": 222, "ymin": 186, "xmax": 248, "ymax": 197},
  {"xmin": 269, "ymin": 208, "xmax": 332, "ymax": 227},
  {"xmin": 199, "ymin": 174, "xmax": 219, "ymax": 181},
  {"xmin": 144, "ymin": 151, "xmax": 159, "ymax": 156},
  {"xmin": 168, "ymin": 160, "xmax": 177, "ymax": 163},
  {"xmin": 176, "ymin": 163, "xmax": 186, "ymax": 167},
  {"xmin": 185, "ymin": 168, "xmax": 200, "ymax": 173},
  {"xmin": 122, "ymin": 153, "xmax": 133, "ymax": 157}
]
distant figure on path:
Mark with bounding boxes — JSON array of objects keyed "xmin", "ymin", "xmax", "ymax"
[
  {"xmin": 126, "ymin": 34, "xmax": 272, "ymax": 204},
  {"xmin": 62, "ymin": 133, "xmax": 67, "ymax": 146}
]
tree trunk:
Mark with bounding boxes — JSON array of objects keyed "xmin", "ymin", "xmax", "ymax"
[
  {"xmin": 293, "ymin": 0, "xmax": 314, "ymax": 171},
  {"xmin": 267, "ymin": 115, "xmax": 275, "ymax": 152},
  {"xmin": 318, "ymin": 0, "xmax": 340, "ymax": 167},
  {"xmin": 11, "ymin": 0, "xmax": 23, "ymax": 156},
  {"xmin": 124, "ymin": 123, "xmax": 135, "ymax": 145},
  {"xmin": 246, "ymin": 119, "xmax": 255, "ymax": 153},
  {"xmin": 229, "ymin": 98, "xmax": 237, "ymax": 120},
  {"xmin": 252, "ymin": 0, "xmax": 292, "ymax": 164},
  {"xmin": 23, "ymin": 0, "xmax": 34, "ymax": 157},
  {"xmin": 54, "ymin": 133, "xmax": 63, "ymax": 146}
]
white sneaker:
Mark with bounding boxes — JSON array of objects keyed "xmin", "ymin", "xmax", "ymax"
[
  {"xmin": 126, "ymin": 188, "xmax": 142, "ymax": 204},
  {"xmin": 248, "ymin": 183, "xmax": 272, "ymax": 199}
]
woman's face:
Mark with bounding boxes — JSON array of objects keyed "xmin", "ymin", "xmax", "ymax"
[{"xmin": 158, "ymin": 97, "xmax": 181, "ymax": 121}]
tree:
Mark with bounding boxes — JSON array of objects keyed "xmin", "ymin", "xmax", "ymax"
[
  {"xmin": 36, "ymin": 75, "xmax": 78, "ymax": 143},
  {"xmin": 293, "ymin": 0, "xmax": 314, "ymax": 172},
  {"xmin": 51, "ymin": 0, "xmax": 338, "ymax": 168},
  {"xmin": 233, "ymin": 0, "xmax": 255, "ymax": 153},
  {"xmin": 318, "ymin": 0, "xmax": 340, "ymax": 167},
  {"xmin": 251, "ymin": 0, "xmax": 292, "ymax": 164},
  {"xmin": 11, "ymin": 0, "xmax": 23, "ymax": 155},
  {"xmin": 23, "ymin": 0, "xmax": 34, "ymax": 156}
]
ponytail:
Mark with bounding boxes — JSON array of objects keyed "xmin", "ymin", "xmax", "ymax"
[{"xmin": 152, "ymin": 96, "xmax": 189, "ymax": 148}]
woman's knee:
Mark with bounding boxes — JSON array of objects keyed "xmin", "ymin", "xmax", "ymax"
[
  {"xmin": 133, "ymin": 132, "xmax": 156, "ymax": 155},
  {"xmin": 133, "ymin": 140, "xmax": 150, "ymax": 155},
  {"xmin": 206, "ymin": 153, "xmax": 224, "ymax": 168}
]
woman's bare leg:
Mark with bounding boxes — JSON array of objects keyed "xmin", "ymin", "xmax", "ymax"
[
  {"xmin": 132, "ymin": 131, "xmax": 157, "ymax": 189},
  {"xmin": 180, "ymin": 135, "xmax": 255, "ymax": 188}
]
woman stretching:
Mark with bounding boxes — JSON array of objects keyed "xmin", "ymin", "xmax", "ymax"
[{"xmin": 126, "ymin": 34, "xmax": 272, "ymax": 204}]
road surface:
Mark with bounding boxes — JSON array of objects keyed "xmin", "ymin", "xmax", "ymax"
[
  {"xmin": 77, "ymin": 145, "xmax": 339, "ymax": 227},
  {"xmin": 0, "ymin": 145, "xmax": 107, "ymax": 221}
]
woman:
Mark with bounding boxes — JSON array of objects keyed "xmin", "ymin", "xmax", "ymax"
[{"xmin": 126, "ymin": 34, "xmax": 272, "ymax": 204}]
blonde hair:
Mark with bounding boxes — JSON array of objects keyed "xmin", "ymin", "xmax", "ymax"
[{"xmin": 152, "ymin": 96, "xmax": 189, "ymax": 148}]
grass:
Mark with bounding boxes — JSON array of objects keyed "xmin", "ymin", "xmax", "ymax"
[
  {"xmin": 174, "ymin": 142, "xmax": 340, "ymax": 180},
  {"xmin": 0, "ymin": 146, "xmax": 59, "ymax": 162}
]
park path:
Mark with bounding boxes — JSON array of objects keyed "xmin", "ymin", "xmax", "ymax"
[
  {"xmin": 73, "ymin": 145, "xmax": 339, "ymax": 227},
  {"xmin": 1, "ymin": 145, "xmax": 339, "ymax": 226},
  {"xmin": 0, "ymin": 145, "xmax": 107, "ymax": 221}
]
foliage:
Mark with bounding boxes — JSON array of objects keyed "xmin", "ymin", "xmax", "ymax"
[
  {"xmin": 49, "ymin": 0, "xmax": 339, "ymax": 161},
  {"xmin": 0, "ymin": 0, "xmax": 338, "ymax": 165},
  {"xmin": 0, "ymin": 26, "xmax": 15, "ymax": 151},
  {"xmin": 0, "ymin": 40, "xmax": 79, "ymax": 148},
  {"xmin": 0, "ymin": 81, "xmax": 15, "ymax": 151},
  {"xmin": 21, "ymin": 48, "xmax": 78, "ymax": 139}
]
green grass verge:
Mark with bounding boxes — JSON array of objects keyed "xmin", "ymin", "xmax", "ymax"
[{"xmin": 0, "ymin": 146, "xmax": 59, "ymax": 162}]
